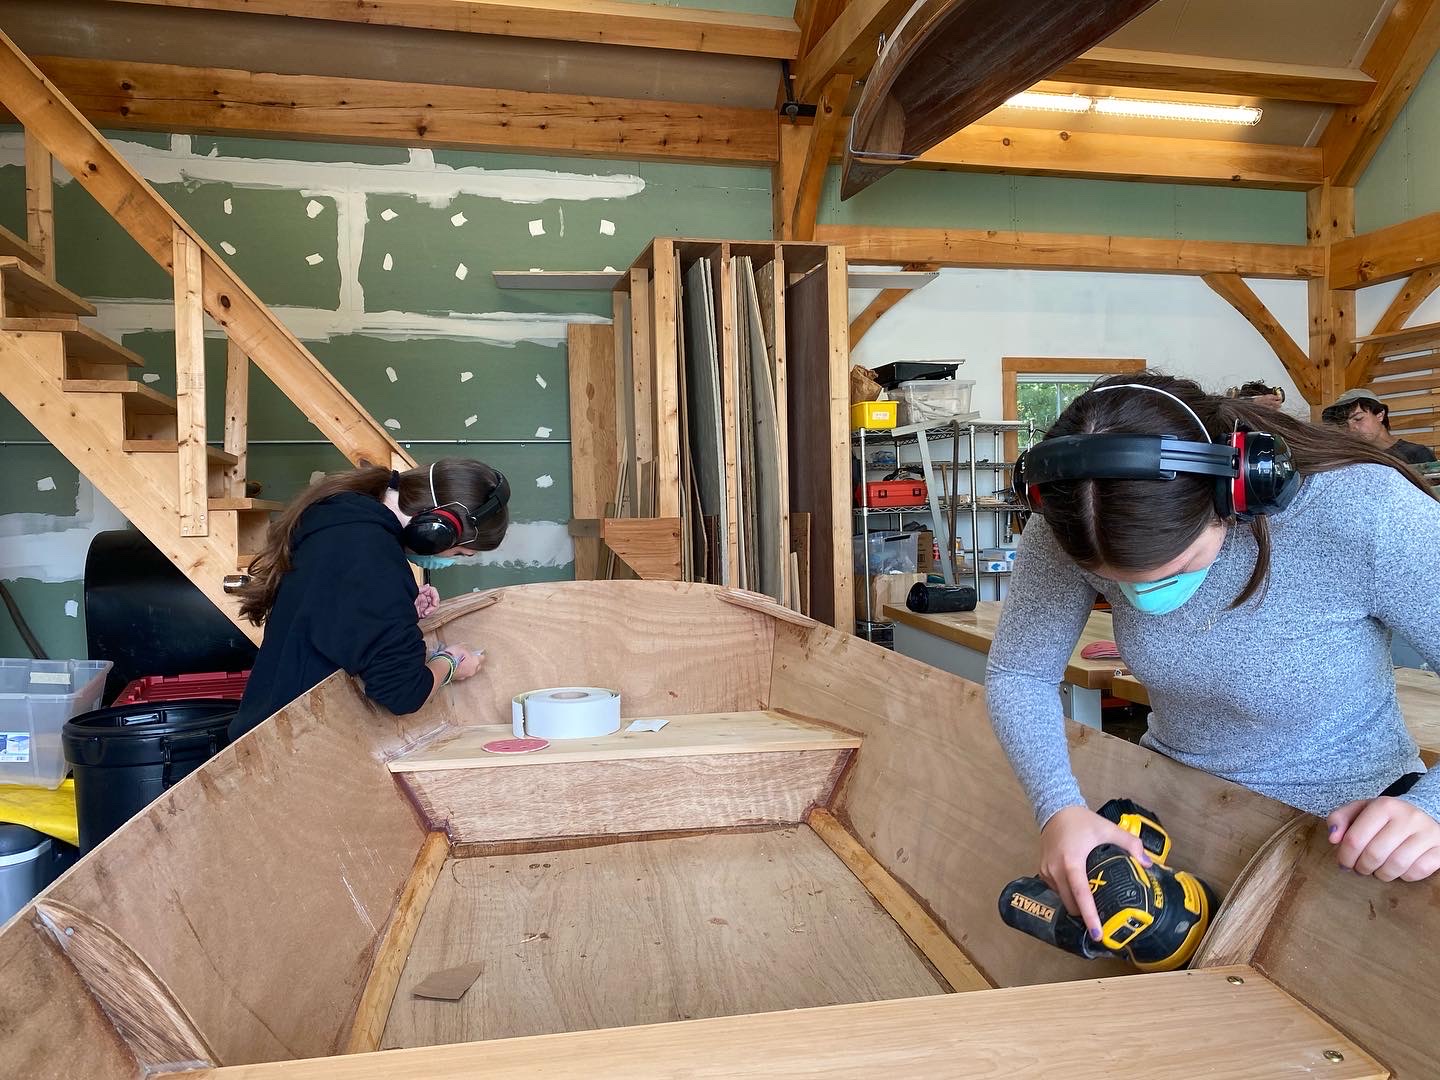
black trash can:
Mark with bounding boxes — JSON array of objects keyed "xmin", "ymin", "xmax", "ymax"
[{"xmin": 62, "ymin": 699, "xmax": 235, "ymax": 853}]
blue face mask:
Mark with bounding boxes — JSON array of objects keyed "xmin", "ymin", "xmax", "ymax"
[
  {"xmin": 407, "ymin": 553, "xmax": 461, "ymax": 571},
  {"xmin": 1116, "ymin": 567, "xmax": 1210, "ymax": 616}
]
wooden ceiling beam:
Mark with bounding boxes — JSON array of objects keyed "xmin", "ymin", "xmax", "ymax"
[
  {"xmin": 794, "ymin": 0, "xmax": 912, "ymax": 101},
  {"xmin": 1329, "ymin": 209, "xmax": 1440, "ymax": 290},
  {"xmin": 913, "ymin": 125, "xmax": 1322, "ymax": 190},
  {"xmin": 815, "ymin": 224, "xmax": 1324, "ymax": 280},
  {"xmin": 30, "ymin": 55, "xmax": 778, "ymax": 166},
  {"xmin": 100, "ymin": 0, "xmax": 801, "ymax": 60},
  {"xmin": 1321, "ymin": 0, "xmax": 1440, "ymax": 186},
  {"xmin": 1048, "ymin": 48, "xmax": 1375, "ymax": 106}
]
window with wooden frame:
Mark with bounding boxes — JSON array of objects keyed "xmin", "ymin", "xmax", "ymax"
[{"xmin": 1001, "ymin": 357, "xmax": 1147, "ymax": 460}]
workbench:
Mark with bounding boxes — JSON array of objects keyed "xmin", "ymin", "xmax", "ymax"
[
  {"xmin": 883, "ymin": 601, "xmax": 1122, "ymax": 728},
  {"xmin": 1111, "ymin": 667, "xmax": 1440, "ymax": 767}
]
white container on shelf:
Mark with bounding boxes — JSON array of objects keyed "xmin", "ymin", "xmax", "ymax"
[
  {"xmin": 0, "ymin": 659, "xmax": 112, "ymax": 788},
  {"xmin": 896, "ymin": 379, "xmax": 975, "ymax": 425}
]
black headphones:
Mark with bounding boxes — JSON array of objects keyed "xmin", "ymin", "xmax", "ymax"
[
  {"xmin": 400, "ymin": 462, "xmax": 510, "ymax": 554},
  {"xmin": 1013, "ymin": 384, "xmax": 1299, "ymax": 522}
]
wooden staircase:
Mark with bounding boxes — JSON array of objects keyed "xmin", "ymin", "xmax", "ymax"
[{"xmin": 0, "ymin": 29, "xmax": 416, "ymax": 643}]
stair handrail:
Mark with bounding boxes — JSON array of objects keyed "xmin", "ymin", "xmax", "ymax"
[{"xmin": 0, "ymin": 28, "xmax": 414, "ymax": 473}]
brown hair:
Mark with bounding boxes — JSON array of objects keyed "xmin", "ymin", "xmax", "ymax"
[
  {"xmin": 1038, "ymin": 372, "xmax": 1435, "ymax": 607},
  {"xmin": 235, "ymin": 458, "xmax": 509, "ymax": 626}
]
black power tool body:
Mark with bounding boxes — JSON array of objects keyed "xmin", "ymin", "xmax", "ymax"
[{"xmin": 998, "ymin": 798, "xmax": 1216, "ymax": 972}]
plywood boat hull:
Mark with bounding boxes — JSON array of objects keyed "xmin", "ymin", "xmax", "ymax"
[{"xmin": 0, "ymin": 581, "xmax": 1430, "ymax": 1077}]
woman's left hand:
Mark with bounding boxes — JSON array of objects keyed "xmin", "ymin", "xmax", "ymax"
[
  {"xmin": 1328, "ymin": 796, "xmax": 1440, "ymax": 882},
  {"xmin": 414, "ymin": 584, "xmax": 440, "ymax": 619}
]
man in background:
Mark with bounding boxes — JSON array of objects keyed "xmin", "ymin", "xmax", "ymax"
[{"xmin": 1322, "ymin": 388, "xmax": 1437, "ymax": 466}]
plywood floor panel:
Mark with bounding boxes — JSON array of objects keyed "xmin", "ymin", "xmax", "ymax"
[{"xmin": 380, "ymin": 827, "xmax": 946, "ymax": 1049}]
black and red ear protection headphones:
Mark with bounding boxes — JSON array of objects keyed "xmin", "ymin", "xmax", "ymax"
[
  {"xmin": 400, "ymin": 462, "xmax": 510, "ymax": 555},
  {"xmin": 1013, "ymin": 384, "xmax": 1299, "ymax": 522}
]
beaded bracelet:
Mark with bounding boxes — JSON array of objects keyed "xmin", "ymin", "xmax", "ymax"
[{"xmin": 430, "ymin": 650, "xmax": 459, "ymax": 687}]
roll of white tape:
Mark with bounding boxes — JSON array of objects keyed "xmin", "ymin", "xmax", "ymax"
[{"xmin": 512, "ymin": 687, "xmax": 622, "ymax": 741}]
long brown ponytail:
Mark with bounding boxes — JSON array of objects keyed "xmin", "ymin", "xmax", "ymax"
[
  {"xmin": 1038, "ymin": 372, "xmax": 1437, "ymax": 607},
  {"xmin": 235, "ymin": 458, "xmax": 509, "ymax": 626}
]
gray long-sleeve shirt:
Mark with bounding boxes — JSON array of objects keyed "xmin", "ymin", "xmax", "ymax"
[{"xmin": 986, "ymin": 463, "xmax": 1440, "ymax": 827}]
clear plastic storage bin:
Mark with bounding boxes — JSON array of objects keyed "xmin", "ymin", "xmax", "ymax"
[
  {"xmin": 0, "ymin": 659, "xmax": 113, "ymax": 789},
  {"xmin": 896, "ymin": 378, "xmax": 975, "ymax": 424}
]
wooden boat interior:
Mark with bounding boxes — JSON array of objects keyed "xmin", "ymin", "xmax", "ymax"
[{"xmin": 1, "ymin": 581, "xmax": 1433, "ymax": 1078}]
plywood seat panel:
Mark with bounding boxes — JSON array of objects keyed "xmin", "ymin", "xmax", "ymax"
[{"xmin": 388, "ymin": 709, "xmax": 859, "ymax": 773}]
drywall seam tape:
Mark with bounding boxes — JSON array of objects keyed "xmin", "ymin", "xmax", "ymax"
[{"xmin": 512, "ymin": 687, "xmax": 622, "ymax": 740}]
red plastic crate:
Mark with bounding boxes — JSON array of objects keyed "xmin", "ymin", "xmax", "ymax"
[
  {"xmin": 113, "ymin": 671, "xmax": 251, "ymax": 706},
  {"xmin": 856, "ymin": 480, "xmax": 927, "ymax": 508}
]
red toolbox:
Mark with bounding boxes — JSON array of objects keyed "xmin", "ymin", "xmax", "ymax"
[
  {"xmin": 113, "ymin": 671, "xmax": 251, "ymax": 706},
  {"xmin": 856, "ymin": 480, "xmax": 927, "ymax": 508}
]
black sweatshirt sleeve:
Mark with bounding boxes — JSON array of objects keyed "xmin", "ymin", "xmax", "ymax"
[{"xmin": 308, "ymin": 536, "xmax": 433, "ymax": 716}]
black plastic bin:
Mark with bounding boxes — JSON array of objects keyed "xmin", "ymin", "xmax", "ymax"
[{"xmin": 62, "ymin": 699, "xmax": 235, "ymax": 853}]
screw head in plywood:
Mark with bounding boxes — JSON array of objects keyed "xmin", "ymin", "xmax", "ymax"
[
  {"xmin": 1322, "ymin": 1050, "xmax": 1344, "ymax": 1063},
  {"xmin": 1226, "ymin": 975, "xmax": 1244, "ymax": 985}
]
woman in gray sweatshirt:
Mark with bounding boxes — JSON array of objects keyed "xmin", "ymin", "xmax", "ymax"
[{"xmin": 986, "ymin": 372, "xmax": 1440, "ymax": 941}]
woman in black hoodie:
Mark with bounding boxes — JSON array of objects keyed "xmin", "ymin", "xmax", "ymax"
[{"xmin": 228, "ymin": 459, "xmax": 510, "ymax": 740}]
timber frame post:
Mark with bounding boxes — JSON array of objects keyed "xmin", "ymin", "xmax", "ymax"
[{"xmin": 1306, "ymin": 182, "xmax": 1356, "ymax": 417}]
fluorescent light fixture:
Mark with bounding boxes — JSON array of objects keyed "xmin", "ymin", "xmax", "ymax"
[
  {"xmin": 1004, "ymin": 91, "xmax": 1094, "ymax": 114},
  {"xmin": 1093, "ymin": 97, "xmax": 1263, "ymax": 126}
]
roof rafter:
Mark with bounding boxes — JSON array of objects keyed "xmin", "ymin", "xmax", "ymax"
[
  {"xmin": 1048, "ymin": 48, "xmax": 1375, "ymax": 106},
  {"xmin": 101, "ymin": 0, "xmax": 801, "ymax": 60}
]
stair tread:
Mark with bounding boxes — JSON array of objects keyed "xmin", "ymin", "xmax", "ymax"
[
  {"xmin": 60, "ymin": 379, "xmax": 176, "ymax": 413},
  {"xmin": 0, "ymin": 223, "xmax": 43, "ymax": 269},
  {"xmin": 0, "ymin": 257, "xmax": 95, "ymax": 317},
  {"xmin": 121, "ymin": 440, "xmax": 239, "ymax": 466},
  {"xmin": 2, "ymin": 318, "xmax": 145, "ymax": 368},
  {"xmin": 210, "ymin": 497, "xmax": 284, "ymax": 512}
]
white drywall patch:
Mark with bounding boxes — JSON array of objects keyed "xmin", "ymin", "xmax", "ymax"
[
  {"xmin": 382, "ymin": 252, "xmax": 393, "ymax": 271},
  {"xmin": 534, "ymin": 426, "xmax": 551, "ymax": 439},
  {"xmin": 451, "ymin": 211, "xmax": 468, "ymax": 226},
  {"xmin": 603, "ymin": 265, "xmax": 617, "ymax": 273},
  {"xmin": 305, "ymin": 252, "xmax": 324, "ymax": 266},
  {"xmin": 142, "ymin": 373, "xmax": 160, "ymax": 383},
  {"xmin": 535, "ymin": 374, "xmax": 548, "ymax": 389},
  {"xmin": 460, "ymin": 371, "xmax": 473, "ymax": 382},
  {"xmin": 35, "ymin": 477, "xmax": 55, "ymax": 492},
  {"xmin": 467, "ymin": 521, "xmax": 573, "ymax": 568},
  {"xmin": 64, "ymin": 600, "xmax": 79, "ymax": 619},
  {"xmin": 528, "ymin": 219, "xmax": 545, "ymax": 237},
  {"xmin": 309, "ymin": 470, "xmax": 327, "ymax": 485},
  {"xmin": 599, "ymin": 219, "xmax": 616, "ymax": 236},
  {"xmin": 306, "ymin": 199, "xmax": 325, "ymax": 218},
  {"xmin": 535, "ymin": 474, "xmax": 554, "ymax": 488},
  {"xmin": 455, "ymin": 263, "xmax": 469, "ymax": 281},
  {"xmin": 220, "ymin": 241, "xmax": 237, "ymax": 255},
  {"xmin": 558, "ymin": 207, "xmax": 565, "ymax": 237},
  {"xmin": 222, "ymin": 197, "xmax": 232, "ymax": 214},
  {"xmin": 0, "ymin": 480, "xmax": 129, "ymax": 583},
  {"xmin": 464, "ymin": 415, "xmax": 478, "ymax": 427},
  {"xmin": 385, "ymin": 366, "xmax": 398, "ymax": 383},
  {"xmin": 380, "ymin": 208, "xmax": 399, "ymax": 221},
  {"xmin": 384, "ymin": 418, "xmax": 402, "ymax": 430}
]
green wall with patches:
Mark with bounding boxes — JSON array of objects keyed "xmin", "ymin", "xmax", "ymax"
[
  {"xmin": 0, "ymin": 124, "xmax": 1307, "ymax": 664},
  {"xmin": 1357, "ymin": 50, "xmax": 1440, "ymax": 232}
]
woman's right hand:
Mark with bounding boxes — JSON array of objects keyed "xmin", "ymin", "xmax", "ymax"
[
  {"xmin": 446, "ymin": 643, "xmax": 484, "ymax": 682},
  {"xmin": 1039, "ymin": 805, "xmax": 1153, "ymax": 942}
]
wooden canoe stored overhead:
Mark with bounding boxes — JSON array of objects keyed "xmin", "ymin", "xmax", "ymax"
[{"xmin": 841, "ymin": 0, "xmax": 1165, "ymax": 198}]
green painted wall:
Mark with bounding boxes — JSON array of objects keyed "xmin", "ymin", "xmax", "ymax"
[
  {"xmin": 0, "ymin": 125, "xmax": 1309, "ymax": 663},
  {"xmin": 820, "ymin": 166, "xmax": 1308, "ymax": 243},
  {"xmin": 1357, "ymin": 50, "xmax": 1440, "ymax": 232}
]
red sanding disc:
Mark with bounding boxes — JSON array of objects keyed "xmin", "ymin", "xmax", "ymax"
[
  {"xmin": 1080, "ymin": 640, "xmax": 1122, "ymax": 661},
  {"xmin": 481, "ymin": 737, "xmax": 550, "ymax": 754}
]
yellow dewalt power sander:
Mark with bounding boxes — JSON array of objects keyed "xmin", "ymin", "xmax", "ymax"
[{"xmin": 998, "ymin": 799, "xmax": 1215, "ymax": 972}]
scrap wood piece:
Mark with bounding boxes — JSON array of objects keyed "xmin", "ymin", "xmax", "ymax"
[
  {"xmin": 412, "ymin": 961, "xmax": 485, "ymax": 1002},
  {"xmin": 720, "ymin": 588, "xmax": 819, "ymax": 629},
  {"xmin": 806, "ymin": 809, "xmax": 993, "ymax": 993},
  {"xmin": 603, "ymin": 517, "xmax": 683, "ymax": 581},
  {"xmin": 420, "ymin": 590, "xmax": 503, "ymax": 636}
]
